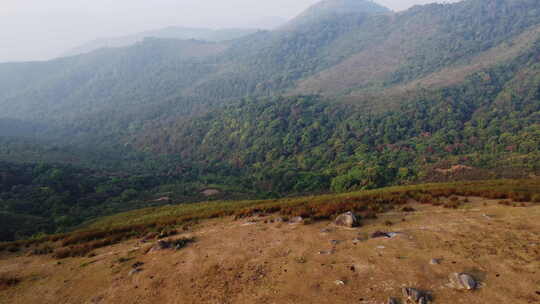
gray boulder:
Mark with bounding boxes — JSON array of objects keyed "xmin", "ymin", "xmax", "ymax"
[
  {"xmin": 334, "ymin": 211, "xmax": 360, "ymax": 227},
  {"xmin": 448, "ymin": 272, "xmax": 477, "ymax": 290}
]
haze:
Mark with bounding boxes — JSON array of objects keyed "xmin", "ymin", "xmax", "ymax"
[{"xmin": 0, "ymin": 0, "xmax": 457, "ymax": 63}]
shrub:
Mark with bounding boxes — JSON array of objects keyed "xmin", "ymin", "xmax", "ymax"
[
  {"xmin": 444, "ymin": 201, "xmax": 461, "ymax": 209},
  {"xmin": 0, "ymin": 275, "xmax": 20, "ymax": 290},
  {"xmin": 32, "ymin": 245, "xmax": 54, "ymax": 255},
  {"xmin": 402, "ymin": 206, "xmax": 416, "ymax": 212},
  {"xmin": 498, "ymin": 200, "xmax": 511, "ymax": 206}
]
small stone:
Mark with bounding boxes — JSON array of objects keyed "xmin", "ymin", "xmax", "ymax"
[
  {"xmin": 289, "ymin": 216, "xmax": 304, "ymax": 224},
  {"xmin": 429, "ymin": 258, "xmax": 441, "ymax": 265},
  {"xmin": 371, "ymin": 231, "xmax": 391, "ymax": 238},
  {"xmin": 334, "ymin": 211, "xmax": 360, "ymax": 227},
  {"xmin": 387, "ymin": 297, "xmax": 400, "ymax": 304},
  {"xmin": 330, "ymin": 240, "xmax": 341, "ymax": 246},
  {"xmin": 129, "ymin": 268, "xmax": 142, "ymax": 276},
  {"xmin": 402, "ymin": 287, "xmax": 429, "ymax": 303},
  {"xmin": 448, "ymin": 273, "xmax": 477, "ymax": 290},
  {"xmin": 334, "ymin": 280, "xmax": 346, "ymax": 286}
]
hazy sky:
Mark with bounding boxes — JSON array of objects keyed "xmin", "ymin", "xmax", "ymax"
[{"xmin": 0, "ymin": 0, "xmax": 456, "ymax": 63}]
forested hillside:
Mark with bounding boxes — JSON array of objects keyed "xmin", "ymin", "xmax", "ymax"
[
  {"xmin": 138, "ymin": 40, "xmax": 540, "ymax": 192},
  {"xmin": 0, "ymin": 0, "xmax": 539, "ymax": 241}
]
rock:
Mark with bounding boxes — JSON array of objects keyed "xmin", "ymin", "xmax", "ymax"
[
  {"xmin": 90, "ymin": 295, "xmax": 105, "ymax": 303},
  {"xmin": 318, "ymin": 250, "xmax": 335, "ymax": 255},
  {"xmin": 289, "ymin": 216, "xmax": 304, "ymax": 224},
  {"xmin": 448, "ymin": 272, "xmax": 477, "ymax": 290},
  {"xmin": 371, "ymin": 231, "xmax": 390, "ymax": 238},
  {"xmin": 402, "ymin": 287, "xmax": 429, "ymax": 304},
  {"xmin": 129, "ymin": 268, "xmax": 142, "ymax": 276},
  {"xmin": 330, "ymin": 240, "xmax": 341, "ymax": 246},
  {"xmin": 140, "ymin": 232, "xmax": 158, "ymax": 243},
  {"xmin": 334, "ymin": 211, "xmax": 360, "ymax": 227},
  {"xmin": 132, "ymin": 261, "xmax": 144, "ymax": 269},
  {"xmin": 334, "ymin": 280, "xmax": 346, "ymax": 286},
  {"xmin": 371, "ymin": 231, "xmax": 400, "ymax": 239},
  {"xmin": 429, "ymin": 258, "xmax": 441, "ymax": 265},
  {"xmin": 155, "ymin": 240, "xmax": 171, "ymax": 250},
  {"xmin": 273, "ymin": 217, "xmax": 284, "ymax": 223},
  {"xmin": 387, "ymin": 297, "xmax": 400, "ymax": 304}
]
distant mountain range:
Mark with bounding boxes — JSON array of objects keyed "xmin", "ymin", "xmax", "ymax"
[{"xmin": 63, "ymin": 27, "xmax": 261, "ymax": 57}]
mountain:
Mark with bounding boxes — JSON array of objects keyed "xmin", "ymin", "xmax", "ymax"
[
  {"xmin": 284, "ymin": 0, "xmax": 391, "ymax": 28},
  {"xmin": 0, "ymin": 0, "xmax": 539, "ymax": 240},
  {"xmin": 63, "ymin": 27, "xmax": 259, "ymax": 57},
  {"xmin": 3, "ymin": 0, "xmax": 540, "ymax": 127}
]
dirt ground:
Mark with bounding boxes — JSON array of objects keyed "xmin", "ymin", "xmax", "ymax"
[{"xmin": 1, "ymin": 198, "xmax": 539, "ymax": 304}]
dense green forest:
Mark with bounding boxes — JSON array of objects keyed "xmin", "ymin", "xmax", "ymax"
[
  {"xmin": 140, "ymin": 42, "xmax": 540, "ymax": 192},
  {"xmin": 0, "ymin": 0, "xmax": 539, "ymax": 241}
]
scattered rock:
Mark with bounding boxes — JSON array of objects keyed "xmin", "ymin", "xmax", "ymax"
[
  {"xmin": 330, "ymin": 240, "xmax": 341, "ymax": 246},
  {"xmin": 129, "ymin": 268, "xmax": 142, "ymax": 276},
  {"xmin": 90, "ymin": 295, "xmax": 105, "ymax": 303},
  {"xmin": 334, "ymin": 280, "xmax": 346, "ymax": 286},
  {"xmin": 429, "ymin": 258, "xmax": 441, "ymax": 265},
  {"xmin": 371, "ymin": 231, "xmax": 389, "ymax": 238},
  {"xmin": 289, "ymin": 216, "xmax": 304, "ymax": 224},
  {"xmin": 273, "ymin": 217, "xmax": 284, "ymax": 223},
  {"xmin": 448, "ymin": 273, "xmax": 477, "ymax": 290},
  {"xmin": 154, "ymin": 240, "xmax": 171, "ymax": 250},
  {"xmin": 334, "ymin": 211, "xmax": 360, "ymax": 228},
  {"xmin": 318, "ymin": 250, "xmax": 335, "ymax": 255},
  {"xmin": 371, "ymin": 231, "xmax": 401, "ymax": 239},
  {"xmin": 140, "ymin": 232, "xmax": 158, "ymax": 243},
  {"xmin": 402, "ymin": 287, "xmax": 429, "ymax": 304},
  {"xmin": 149, "ymin": 238, "xmax": 195, "ymax": 253},
  {"xmin": 387, "ymin": 297, "xmax": 400, "ymax": 304}
]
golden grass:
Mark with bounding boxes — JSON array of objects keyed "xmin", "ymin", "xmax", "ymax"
[{"xmin": 1, "ymin": 179, "xmax": 539, "ymax": 258}]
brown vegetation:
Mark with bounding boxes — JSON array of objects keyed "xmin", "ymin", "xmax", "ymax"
[
  {"xmin": 0, "ymin": 275, "xmax": 20, "ymax": 291},
  {"xmin": 1, "ymin": 179, "xmax": 539, "ymax": 260}
]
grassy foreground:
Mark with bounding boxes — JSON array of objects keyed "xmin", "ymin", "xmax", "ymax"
[{"xmin": 1, "ymin": 179, "xmax": 539, "ymax": 258}]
